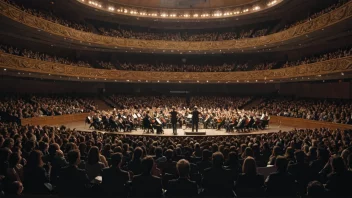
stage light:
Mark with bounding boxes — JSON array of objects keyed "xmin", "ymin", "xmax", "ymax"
[{"xmin": 108, "ymin": 7, "xmax": 115, "ymax": 11}]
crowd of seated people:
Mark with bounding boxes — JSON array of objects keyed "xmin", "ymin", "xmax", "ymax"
[
  {"xmin": 3, "ymin": 0, "xmax": 350, "ymax": 42},
  {"xmin": 257, "ymin": 97, "xmax": 352, "ymax": 124},
  {"xmin": 1, "ymin": 122, "xmax": 352, "ymax": 197},
  {"xmin": 283, "ymin": 47, "xmax": 352, "ymax": 68},
  {"xmin": 2, "ymin": 0, "xmax": 90, "ymax": 32},
  {"xmin": 0, "ymin": 45, "xmax": 91, "ymax": 68},
  {"xmin": 0, "ymin": 95, "xmax": 96, "ymax": 119},
  {"xmin": 282, "ymin": 0, "xmax": 349, "ymax": 30},
  {"xmin": 1, "ymin": 42, "xmax": 351, "ymax": 72},
  {"xmin": 98, "ymin": 27, "xmax": 269, "ymax": 41}
]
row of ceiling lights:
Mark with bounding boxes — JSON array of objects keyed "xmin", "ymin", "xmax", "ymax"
[{"xmin": 82, "ymin": 0, "xmax": 278, "ymax": 19}]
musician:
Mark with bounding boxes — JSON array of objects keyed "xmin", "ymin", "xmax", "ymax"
[
  {"xmin": 170, "ymin": 107, "xmax": 178, "ymax": 135},
  {"xmin": 143, "ymin": 112, "xmax": 153, "ymax": 133},
  {"xmin": 192, "ymin": 106, "xmax": 201, "ymax": 133}
]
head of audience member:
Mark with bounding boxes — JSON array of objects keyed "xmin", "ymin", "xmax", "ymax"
[
  {"xmin": 67, "ymin": 149, "xmax": 81, "ymax": 166},
  {"xmin": 141, "ymin": 156, "xmax": 154, "ymax": 175},
  {"xmin": 307, "ymin": 181, "xmax": 325, "ymax": 197},
  {"xmin": 27, "ymin": 150, "xmax": 43, "ymax": 168},
  {"xmin": 212, "ymin": 152, "xmax": 224, "ymax": 168},
  {"xmin": 242, "ymin": 157, "xmax": 257, "ymax": 175},
  {"xmin": 165, "ymin": 149, "xmax": 174, "ymax": 161},
  {"xmin": 87, "ymin": 146, "xmax": 100, "ymax": 165},
  {"xmin": 176, "ymin": 159, "xmax": 190, "ymax": 179},
  {"xmin": 132, "ymin": 147, "xmax": 143, "ymax": 161},
  {"xmin": 331, "ymin": 156, "xmax": 347, "ymax": 174},
  {"xmin": 8, "ymin": 152, "xmax": 21, "ymax": 169},
  {"xmin": 111, "ymin": 152, "xmax": 123, "ymax": 168},
  {"xmin": 202, "ymin": 149, "xmax": 212, "ymax": 161},
  {"xmin": 7, "ymin": 181, "xmax": 24, "ymax": 196},
  {"xmin": 294, "ymin": 150, "xmax": 306, "ymax": 163},
  {"xmin": 275, "ymin": 156, "xmax": 288, "ymax": 172}
]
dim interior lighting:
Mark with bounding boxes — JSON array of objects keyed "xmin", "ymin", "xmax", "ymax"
[
  {"xmin": 3, "ymin": 68, "xmax": 6, "ymax": 71},
  {"xmin": 341, "ymin": 72, "xmax": 345, "ymax": 76},
  {"xmin": 108, "ymin": 6, "xmax": 115, "ymax": 11}
]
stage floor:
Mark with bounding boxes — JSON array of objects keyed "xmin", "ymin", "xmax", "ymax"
[{"xmin": 59, "ymin": 121, "xmax": 293, "ymax": 136}]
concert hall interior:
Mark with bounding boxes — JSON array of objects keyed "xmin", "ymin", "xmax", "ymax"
[{"xmin": 1, "ymin": 0, "xmax": 352, "ymax": 197}]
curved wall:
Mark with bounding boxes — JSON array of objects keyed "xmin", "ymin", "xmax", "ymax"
[
  {"xmin": 0, "ymin": 1, "xmax": 351, "ymax": 51},
  {"xmin": 0, "ymin": 52, "xmax": 351, "ymax": 83}
]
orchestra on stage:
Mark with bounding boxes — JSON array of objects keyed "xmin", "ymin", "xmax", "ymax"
[{"xmin": 85, "ymin": 105, "xmax": 270, "ymax": 134}]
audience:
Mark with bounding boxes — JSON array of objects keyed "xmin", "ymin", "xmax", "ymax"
[
  {"xmin": 0, "ymin": 121, "xmax": 352, "ymax": 197},
  {"xmin": 0, "ymin": 45, "xmax": 91, "ymax": 68},
  {"xmin": 258, "ymin": 97, "xmax": 352, "ymax": 124},
  {"xmin": 0, "ymin": 94, "xmax": 96, "ymax": 119},
  {"xmin": 2, "ymin": 42, "xmax": 350, "ymax": 72}
]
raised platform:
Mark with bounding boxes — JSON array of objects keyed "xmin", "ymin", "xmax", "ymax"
[
  {"xmin": 184, "ymin": 130, "xmax": 207, "ymax": 135},
  {"xmin": 57, "ymin": 121, "xmax": 293, "ymax": 137}
]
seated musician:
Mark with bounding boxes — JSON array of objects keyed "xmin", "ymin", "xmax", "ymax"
[
  {"xmin": 109, "ymin": 115, "xmax": 118, "ymax": 131},
  {"xmin": 216, "ymin": 117, "xmax": 226, "ymax": 130},
  {"xmin": 152, "ymin": 117, "xmax": 163, "ymax": 134},
  {"xmin": 235, "ymin": 115, "xmax": 246, "ymax": 132},
  {"xmin": 117, "ymin": 117, "xmax": 126, "ymax": 132},
  {"xmin": 226, "ymin": 116, "xmax": 237, "ymax": 132},
  {"xmin": 123, "ymin": 117, "xmax": 132, "ymax": 132},
  {"xmin": 143, "ymin": 112, "xmax": 153, "ymax": 133},
  {"xmin": 91, "ymin": 115, "xmax": 103, "ymax": 130}
]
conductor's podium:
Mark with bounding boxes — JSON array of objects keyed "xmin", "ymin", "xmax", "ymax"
[{"xmin": 184, "ymin": 130, "xmax": 206, "ymax": 135}]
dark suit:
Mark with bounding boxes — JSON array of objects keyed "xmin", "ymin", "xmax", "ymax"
[
  {"xmin": 170, "ymin": 111, "xmax": 178, "ymax": 134},
  {"xmin": 58, "ymin": 165, "xmax": 90, "ymax": 197},
  {"xmin": 202, "ymin": 167, "xmax": 234, "ymax": 197},
  {"xmin": 23, "ymin": 166, "xmax": 50, "ymax": 194},
  {"xmin": 167, "ymin": 178, "xmax": 198, "ymax": 197},
  {"xmin": 288, "ymin": 162, "xmax": 311, "ymax": 194},
  {"xmin": 325, "ymin": 171, "xmax": 352, "ymax": 196},
  {"xmin": 265, "ymin": 171, "xmax": 297, "ymax": 197},
  {"xmin": 235, "ymin": 173, "xmax": 264, "ymax": 197},
  {"xmin": 192, "ymin": 110, "xmax": 200, "ymax": 132},
  {"xmin": 131, "ymin": 173, "xmax": 162, "ymax": 197},
  {"xmin": 101, "ymin": 167, "xmax": 130, "ymax": 196}
]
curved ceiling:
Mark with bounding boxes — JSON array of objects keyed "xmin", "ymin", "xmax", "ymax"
[{"xmin": 107, "ymin": 0, "xmax": 259, "ymax": 9}]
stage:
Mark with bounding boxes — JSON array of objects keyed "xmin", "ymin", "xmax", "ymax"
[{"xmin": 58, "ymin": 121, "xmax": 293, "ymax": 136}]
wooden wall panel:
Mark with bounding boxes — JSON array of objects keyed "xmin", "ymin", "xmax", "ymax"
[
  {"xmin": 21, "ymin": 113, "xmax": 90, "ymax": 126},
  {"xmin": 270, "ymin": 116, "xmax": 352, "ymax": 130}
]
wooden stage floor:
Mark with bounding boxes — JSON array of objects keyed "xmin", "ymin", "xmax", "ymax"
[{"xmin": 59, "ymin": 121, "xmax": 293, "ymax": 137}]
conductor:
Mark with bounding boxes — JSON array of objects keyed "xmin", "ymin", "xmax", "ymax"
[
  {"xmin": 170, "ymin": 106, "xmax": 178, "ymax": 135},
  {"xmin": 192, "ymin": 106, "xmax": 201, "ymax": 132}
]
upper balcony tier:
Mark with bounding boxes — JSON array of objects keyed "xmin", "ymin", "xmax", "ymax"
[
  {"xmin": 0, "ymin": 0, "xmax": 351, "ymax": 54},
  {"xmin": 0, "ymin": 51, "xmax": 351, "ymax": 84}
]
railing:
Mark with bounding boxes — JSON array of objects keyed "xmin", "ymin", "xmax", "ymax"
[
  {"xmin": 0, "ymin": 0, "xmax": 351, "ymax": 51},
  {"xmin": 0, "ymin": 52, "xmax": 351, "ymax": 83}
]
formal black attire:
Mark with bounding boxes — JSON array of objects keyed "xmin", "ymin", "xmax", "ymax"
[
  {"xmin": 265, "ymin": 171, "xmax": 297, "ymax": 197},
  {"xmin": 192, "ymin": 110, "xmax": 200, "ymax": 132},
  {"xmin": 202, "ymin": 167, "xmax": 234, "ymax": 197},
  {"xmin": 58, "ymin": 165, "xmax": 90, "ymax": 197},
  {"xmin": 166, "ymin": 178, "xmax": 198, "ymax": 197},
  {"xmin": 325, "ymin": 170, "xmax": 352, "ymax": 197},
  {"xmin": 235, "ymin": 173, "xmax": 264, "ymax": 197},
  {"xmin": 170, "ymin": 110, "xmax": 178, "ymax": 134},
  {"xmin": 101, "ymin": 166, "xmax": 130, "ymax": 196},
  {"xmin": 131, "ymin": 173, "xmax": 162, "ymax": 197},
  {"xmin": 23, "ymin": 166, "xmax": 50, "ymax": 194}
]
